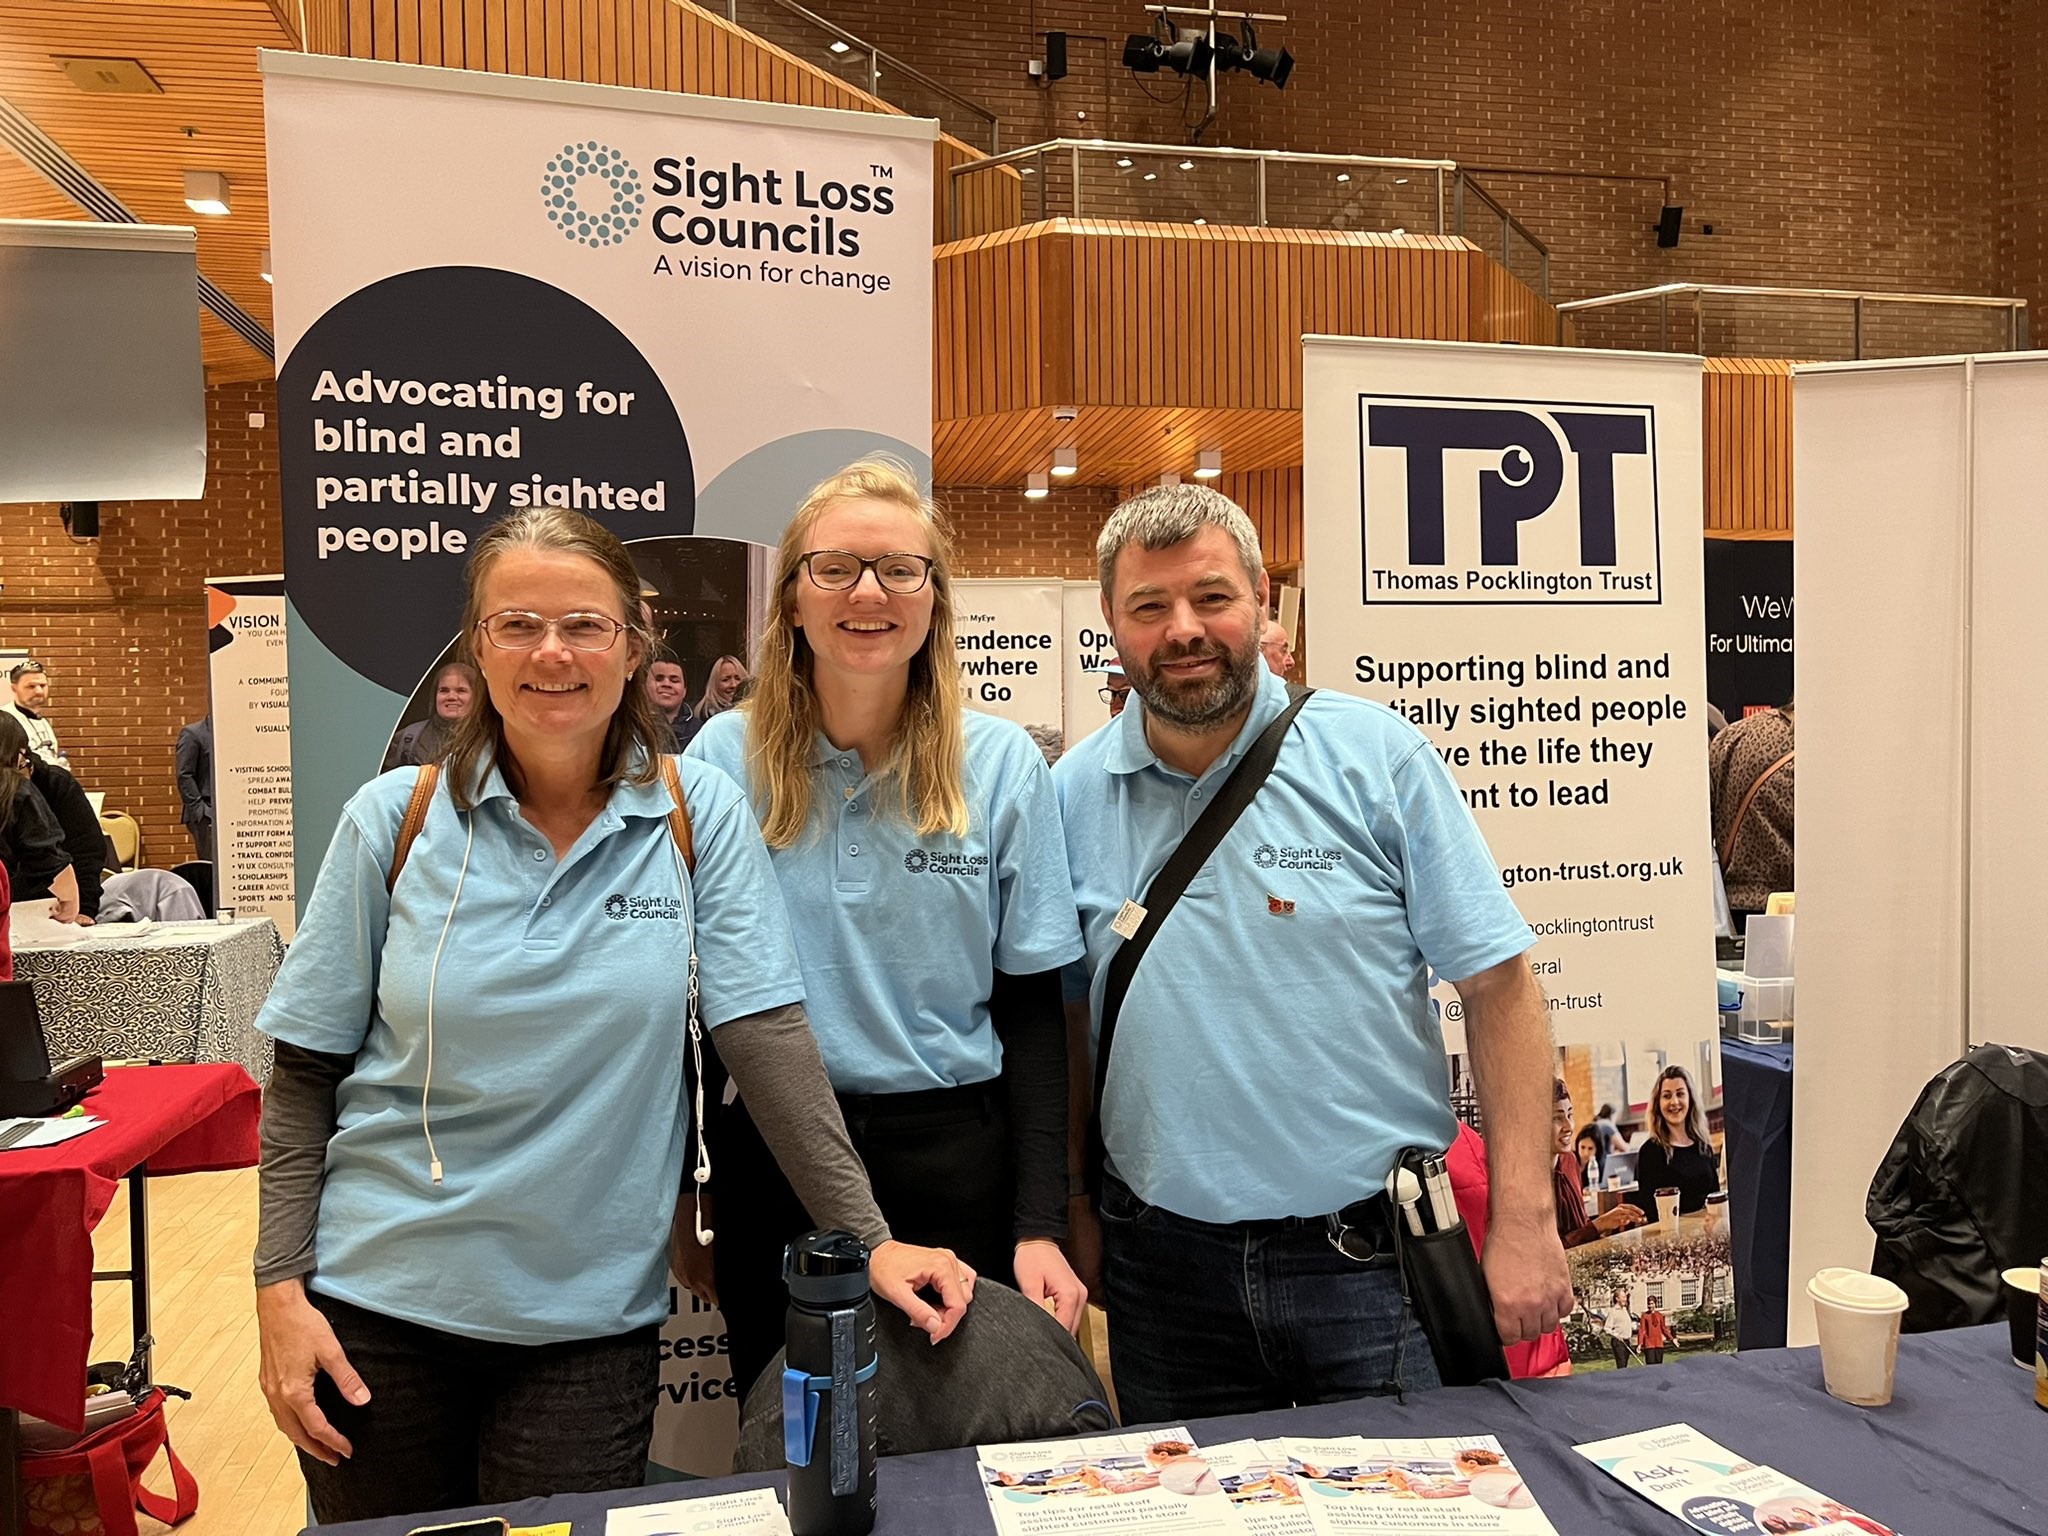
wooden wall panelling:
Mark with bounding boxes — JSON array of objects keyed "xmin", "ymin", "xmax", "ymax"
[{"xmin": 1702, "ymin": 358, "xmax": 1794, "ymax": 536}]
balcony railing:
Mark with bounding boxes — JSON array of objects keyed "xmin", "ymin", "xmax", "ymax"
[
  {"xmin": 1557, "ymin": 284, "xmax": 2029, "ymax": 359},
  {"xmin": 723, "ymin": 0, "xmax": 999, "ymax": 153},
  {"xmin": 948, "ymin": 140, "xmax": 1550, "ymax": 297}
]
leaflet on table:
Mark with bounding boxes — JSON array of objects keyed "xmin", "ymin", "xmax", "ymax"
[
  {"xmin": 1205, "ymin": 1440, "xmax": 1313, "ymax": 1536},
  {"xmin": 1268, "ymin": 1436, "xmax": 1557, "ymax": 1534},
  {"xmin": 977, "ymin": 1426, "xmax": 1239, "ymax": 1536},
  {"xmin": 1573, "ymin": 1424, "xmax": 1900, "ymax": 1535},
  {"xmin": 602, "ymin": 1485, "xmax": 791, "ymax": 1536}
]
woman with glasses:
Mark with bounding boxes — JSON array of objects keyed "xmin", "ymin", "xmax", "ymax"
[
  {"xmin": 688, "ymin": 457, "xmax": 1088, "ymax": 1400},
  {"xmin": 251, "ymin": 506, "xmax": 972, "ymax": 1521}
]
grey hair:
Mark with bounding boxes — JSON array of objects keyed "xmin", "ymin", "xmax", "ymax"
[{"xmin": 1096, "ymin": 483, "xmax": 1263, "ymax": 596}]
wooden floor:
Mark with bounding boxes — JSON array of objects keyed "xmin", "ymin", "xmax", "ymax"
[
  {"xmin": 89, "ymin": 1166, "xmax": 305, "ymax": 1536},
  {"xmin": 92, "ymin": 1167, "xmax": 1116, "ymax": 1534}
]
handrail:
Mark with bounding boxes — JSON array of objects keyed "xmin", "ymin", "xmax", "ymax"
[
  {"xmin": 1556, "ymin": 283, "xmax": 2028, "ymax": 355},
  {"xmin": 947, "ymin": 140, "xmax": 1550, "ymax": 298},
  {"xmin": 725, "ymin": 0, "xmax": 999, "ymax": 150}
]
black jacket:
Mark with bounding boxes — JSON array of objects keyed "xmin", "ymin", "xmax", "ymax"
[
  {"xmin": 1868, "ymin": 1042, "xmax": 2048, "ymax": 1331},
  {"xmin": 176, "ymin": 718, "xmax": 214, "ymax": 827},
  {"xmin": 28, "ymin": 754, "xmax": 107, "ymax": 917}
]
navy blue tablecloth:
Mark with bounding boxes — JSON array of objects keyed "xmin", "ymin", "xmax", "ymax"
[
  {"xmin": 313, "ymin": 1326, "xmax": 2041, "ymax": 1535},
  {"xmin": 1721, "ymin": 1036, "xmax": 1795, "ymax": 1349}
]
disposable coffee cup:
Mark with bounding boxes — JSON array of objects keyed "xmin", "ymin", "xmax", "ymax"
[
  {"xmin": 216, "ymin": 907, "xmax": 237, "ymax": 925},
  {"xmin": 1806, "ymin": 1268, "xmax": 1909, "ymax": 1406},
  {"xmin": 1703, "ymin": 1191, "xmax": 1728, "ymax": 1234},
  {"xmin": 1607, "ymin": 1172, "xmax": 1623, "ymax": 1191},
  {"xmin": 1655, "ymin": 1187, "xmax": 1680, "ymax": 1227},
  {"xmin": 2001, "ymin": 1267, "xmax": 2041, "ymax": 1369}
]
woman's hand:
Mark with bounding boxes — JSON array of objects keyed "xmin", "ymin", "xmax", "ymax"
[
  {"xmin": 1593, "ymin": 1204, "xmax": 1648, "ymax": 1235},
  {"xmin": 668, "ymin": 1193, "xmax": 719, "ymax": 1308},
  {"xmin": 1013, "ymin": 1239, "xmax": 1087, "ymax": 1333},
  {"xmin": 256, "ymin": 1277, "xmax": 370, "ymax": 1465},
  {"xmin": 869, "ymin": 1239, "xmax": 975, "ymax": 1343}
]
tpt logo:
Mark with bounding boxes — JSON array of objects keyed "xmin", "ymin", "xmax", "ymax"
[
  {"xmin": 540, "ymin": 141, "xmax": 645, "ymax": 247},
  {"xmin": 1358, "ymin": 395, "xmax": 1662, "ymax": 605}
]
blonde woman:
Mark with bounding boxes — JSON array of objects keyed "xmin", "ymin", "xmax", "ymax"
[{"xmin": 689, "ymin": 458, "xmax": 1087, "ymax": 1397}]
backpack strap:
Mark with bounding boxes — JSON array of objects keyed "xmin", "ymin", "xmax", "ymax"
[
  {"xmin": 660, "ymin": 754, "xmax": 697, "ymax": 875},
  {"xmin": 1718, "ymin": 748, "xmax": 1794, "ymax": 869},
  {"xmin": 387, "ymin": 762, "xmax": 440, "ymax": 894}
]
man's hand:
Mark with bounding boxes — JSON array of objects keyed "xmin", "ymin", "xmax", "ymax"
[
  {"xmin": 870, "ymin": 1240, "xmax": 975, "ymax": 1343},
  {"xmin": 256, "ymin": 1277, "xmax": 369, "ymax": 1466},
  {"xmin": 1013, "ymin": 1239, "xmax": 1087, "ymax": 1333},
  {"xmin": 668, "ymin": 1193, "xmax": 718, "ymax": 1308},
  {"xmin": 1480, "ymin": 1214, "xmax": 1574, "ymax": 1345}
]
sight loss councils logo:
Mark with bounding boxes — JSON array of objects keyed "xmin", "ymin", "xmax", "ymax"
[
  {"xmin": 903, "ymin": 849, "xmax": 990, "ymax": 878},
  {"xmin": 541, "ymin": 141, "xmax": 645, "ymax": 247},
  {"xmin": 1253, "ymin": 844, "xmax": 1279, "ymax": 869},
  {"xmin": 903, "ymin": 850, "xmax": 930, "ymax": 873},
  {"xmin": 604, "ymin": 893, "xmax": 630, "ymax": 919},
  {"xmin": 1358, "ymin": 393, "xmax": 1663, "ymax": 606}
]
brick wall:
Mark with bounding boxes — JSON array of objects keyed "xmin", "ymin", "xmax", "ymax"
[
  {"xmin": 943, "ymin": 483, "xmax": 1117, "ymax": 580},
  {"xmin": 1, "ymin": 382, "xmax": 282, "ymax": 864},
  {"xmin": 830, "ymin": 0, "xmax": 2013, "ymax": 308},
  {"xmin": 2000, "ymin": 0, "xmax": 2048, "ymax": 326}
]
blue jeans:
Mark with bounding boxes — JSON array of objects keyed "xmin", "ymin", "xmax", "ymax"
[{"xmin": 1098, "ymin": 1174, "xmax": 1441, "ymax": 1424}]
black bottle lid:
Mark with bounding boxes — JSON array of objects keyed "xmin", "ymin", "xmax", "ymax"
[{"xmin": 784, "ymin": 1229, "xmax": 870, "ymax": 1306}]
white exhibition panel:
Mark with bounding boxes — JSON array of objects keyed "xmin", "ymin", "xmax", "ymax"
[
  {"xmin": 1788, "ymin": 360, "xmax": 1972, "ymax": 1345},
  {"xmin": 1964, "ymin": 357, "xmax": 2048, "ymax": 1055}
]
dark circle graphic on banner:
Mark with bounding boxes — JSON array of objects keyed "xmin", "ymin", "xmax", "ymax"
[{"xmin": 278, "ymin": 265, "xmax": 694, "ymax": 694}]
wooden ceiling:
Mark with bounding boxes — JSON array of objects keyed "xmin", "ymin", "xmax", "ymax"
[{"xmin": 0, "ymin": 1, "xmax": 294, "ymax": 382}]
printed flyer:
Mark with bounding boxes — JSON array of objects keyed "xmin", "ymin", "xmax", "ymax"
[
  {"xmin": 1272, "ymin": 1436, "xmax": 1558, "ymax": 1534},
  {"xmin": 1574, "ymin": 1424, "xmax": 1899, "ymax": 1535},
  {"xmin": 978, "ymin": 1427, "xmax": 1238, "ymax": 1536},
  {"xmin": 1206, "ymin": 1440, "xmax": 1313, "ymax": 1536}
]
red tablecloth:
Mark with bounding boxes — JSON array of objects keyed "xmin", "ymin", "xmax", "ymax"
[{"xmin": 0, "ymin": 1064, "xmax": 260, "ymax": 1431}]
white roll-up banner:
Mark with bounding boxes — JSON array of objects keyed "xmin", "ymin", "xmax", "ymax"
[
  {"xmin": 1304, "ymin": 337, "xmax": 1729, "ymax": 1367},
  {"xmin": 1062, "ymin": 581, "xmax": 1114, "ymax": 750},
  {"xmin": 205, "ymin": 576, "xmax": 296, "ymax": 938},
  {"xmin": 262, "ymin": 50, "xmax": 935, "ymax": 1477},
  {"xmin": 952, "ymin": 579, "xmax": 1063, "ymax": 756}
]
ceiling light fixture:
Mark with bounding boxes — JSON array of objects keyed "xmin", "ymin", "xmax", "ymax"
[
  {"xmin": 1194, "ymin": 448, "xmax": 1223, "ymax": 479},
  {"xmin": 829, "ymin": 40, "xmax": 850, "ymax": 54},
  {"xmin": 182, "ymin": 169, "xmax": 230, "ymax": 216},
  {"xmin": 1179, "ymin": 160, "xmax": 1195, "ymax": 171},
  {"xmin": 1116, "ymin": 157, "xmax": 1134, "ymax": 168},
  {"xmin": 1158, "ymin": 472, "xmax": 1182, "ymax": 489},
  {"xmin": 1025, "ymin": 472, "xmax": 1051, "ymax": 499},
  {"xmin": 1143, "ymin": 172, "xmax": 1157, "ymax": 181},
  {"xmin": 1336, "ymin": 172, "xmax": 1351, "ymax": 183},
  {"xmin": 1051, "ymin": 446, "xmax": 1079, "ymax": 477},
  {"xmin": 260, "ymin": 246, "xmax": 272, "ymax": 283}
]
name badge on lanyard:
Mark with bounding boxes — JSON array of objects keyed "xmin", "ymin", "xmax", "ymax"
[{"xmin": 1110, "ymin": 899, "xmax": 1147, "ymax": 940}]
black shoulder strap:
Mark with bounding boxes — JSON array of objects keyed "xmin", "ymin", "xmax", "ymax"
[{"xmin": 1085, "ymin": 685, "xmax": 1314, "ymax": 1195}]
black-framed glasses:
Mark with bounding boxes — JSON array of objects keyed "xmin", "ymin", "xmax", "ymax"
[
  {"xmin": 476, "ymin": 610, "xmax": 629, "ymax": 652},
  {"xmin": 798, "ymin": 550, "xmax": 935, "ymax": 594},
  {"xmin": 1097, "ymin": 685, "xmax": 1131, "ymax": 704}
]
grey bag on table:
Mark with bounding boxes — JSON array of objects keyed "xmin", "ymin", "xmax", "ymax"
[{"xmin": 735, "ymin": 1281, "xmax": 1113, "ymax": 1470}]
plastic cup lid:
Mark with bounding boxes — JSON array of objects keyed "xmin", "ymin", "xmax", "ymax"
[
  {"xmin": 1806, "ymin": 1267, "xmax": 1908, "ymax": 1313},
  {"xmin": 2001, "ymin": 1266, "xmax": 2042, "ymax": 1293}
]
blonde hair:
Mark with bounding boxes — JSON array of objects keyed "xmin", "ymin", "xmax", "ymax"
[
  {"xmin": 442, "ymin": 506, "xmax": 664, "ymax": 811},
  {"xmin": 745, "ymin": 456, "xmax": 968, "ymax": 847}
]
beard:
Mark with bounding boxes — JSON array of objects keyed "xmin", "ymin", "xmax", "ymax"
[{"xmin": 1125, "ymin": 633, "xmax": 1263, "ymax": 731}]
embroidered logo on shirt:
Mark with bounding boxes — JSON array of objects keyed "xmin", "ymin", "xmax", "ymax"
[
  {"xmin": 602, "ymin": 893, "xmax": 682, "ymax": 920},
  {"xmin": 1251, "ymin": 844, "xmax": 1344, "ymax": 872},
  {"xmin": 902, "ymin": 849, "xmax": 989, "ymax": 877},
  {"xmin": 1267, "ymin": 894, "xmax": 1296, "ymax": 916}
]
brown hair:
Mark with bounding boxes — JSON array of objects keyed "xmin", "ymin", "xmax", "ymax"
[
  {"xmin": 1649, "ymin": 1064, "xmax": 1714, "ymax": 1151},
  {"xmin": 743, "ymin": 456, "xmax": 968, "ymax": 847},
  {"xmin": 441, "ymin": 506, "xmax": 663, "ymax": 811}
]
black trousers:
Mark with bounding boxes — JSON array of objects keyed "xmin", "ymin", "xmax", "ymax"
[
  {"xmin": 710, "ymin": 1078, "xmax": 1014, "ymax": 1402},
  {"xmin": 298, "ymin": 1292, "xmax": 659, "ymax": 1522}
]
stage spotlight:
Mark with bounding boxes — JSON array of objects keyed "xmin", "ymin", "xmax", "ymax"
[
  {"xmin": 1124, "ymin": 23, "xmax": 1213, "ymax": 77},
  {"xmin": 1216, "ymin": 24, "xmax": 1293, "ymax": 88}
]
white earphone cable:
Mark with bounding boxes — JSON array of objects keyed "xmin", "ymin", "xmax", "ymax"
[
  {"xmin": 671, "ymin": 823, "xmax": 712, "ymax": 1244},
  {"xmin": 421, "ymin": 808, "xmax": 475, "ymax": 1186}
]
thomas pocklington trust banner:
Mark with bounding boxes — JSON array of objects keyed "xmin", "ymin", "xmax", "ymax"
[
  {"xmin": 262, "ymin": 51, "xmax": 934, "ymax": 1477},
  {"xmin": 1303, "ymin": 338, "xmax": 1731, "ymax": 1370}
]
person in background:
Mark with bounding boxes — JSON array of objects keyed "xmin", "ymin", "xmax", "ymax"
[
  {"xmin": 176, "ymin": 716, "xmax": 215, "ymax": 862},
  {"xmin": 1629, "ymin": 1064, "xmax": 1723, "ymax": 1216},
  {"xmin": 383, "ymin": 661, "xmax": 480, "ymax": 771},
  {"xmin": 1636, "ymin": 1300, "xmax": 1674, "ymax": 1365},
  {"xmin": 689, "ymin": 457, "xmax": 1086, "ymax": 1401},
  {"xmin": 1592, "ymin": 1102, "xmax": 1620, "ymax": 1181},
  {"xmin": 0, "ymin": 715, "xmax": 85, "ymax": 923},
  {"xmin": 1551, "ymin": 1081, "xmax": 1644, "ymax": 1249},
  {"xmin": 1601, "ymin": 1290, "xmax": 1636, "ymax": 1369},
  {"xmin": 1709, "ymin": 699, "xmax": 1794, "ymax": 922},
  {"xmin": 645, "ymin": 658, "xmax": 699, "ymax": 752},
  {"xmin": 694, "ymin": 654, "xmax": 748, "ymax": 723},
  {"xmin": 1259, "ymin": 618, "xmax": 1295, "ymax": 677},
  {"xmin": 1054, "ymin": 484, "xmax": 1571, "ymax": 1421},
  {"xmin": 1574, "ymin": 1126, "xmax": 1601, "ymax": 1193},
  {"xmin": 1096, "ymin": 656, "xmax": 1130, "ymax": 719},
  {"xmin": 4, "ymin": 661, "xmax": 64, "ymax": 766},
  {"xmin": 252, "ymin": 505, "xmax": 970, "ymax": 1522}
]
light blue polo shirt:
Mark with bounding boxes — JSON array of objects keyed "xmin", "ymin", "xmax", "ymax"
[
  {"xmin": 1051, "ymin": 668, "xmax": 1533, "ymax": 1224},
  {"xmin": 258, "ymin": 753, "xmax": 804, "ymax": 1344},
  {"xmin": 688, "ymin": 709, "xmax": 1084, "ymax": 1094}
]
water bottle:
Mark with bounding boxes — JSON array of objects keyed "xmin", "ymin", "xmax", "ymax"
[{"xmin": 781, "ymin": 1230, "xmax": 879, "ymax": 1536}]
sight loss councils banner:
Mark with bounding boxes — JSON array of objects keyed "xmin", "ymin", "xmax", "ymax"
[{"xmin": 1304, "ymin": 337, "xmax": 1728, "ymax": 1371}]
